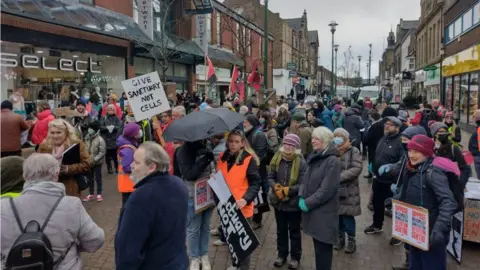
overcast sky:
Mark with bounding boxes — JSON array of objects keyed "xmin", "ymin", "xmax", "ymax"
[{"xmin": 223, "ymin": 0, "xmax": 421, "ymax": 79}]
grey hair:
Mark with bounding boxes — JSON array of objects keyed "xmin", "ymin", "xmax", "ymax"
[
  {"xmin": 333, "ymin": 128, "xmax": 349, "ymax": 139},
  {"xmin": 23, "ymin": 153, "xmax": 60, "ymax": 182},
  {"xmin": 106, "ymin": 104, "xmax": 116, "ymax": 110},
  {"xmin": 239, "ymin": 106, "xmax": 249, "ymax": 115},
  {"xmin": 139, "ymin": 142, "xmax": 170, "ymax": 173},
  {"xmin": 312, "ymin": 126, "xmax": 334, "ymax": 144},
  {"xmin": 172, "ymin": 106, "xmax": 186, "ymax": 116}
]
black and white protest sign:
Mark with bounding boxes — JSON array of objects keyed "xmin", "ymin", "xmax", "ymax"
[
  {"xmin": 121, "ymin": 72, "xmax": 170, "ymax": 121},
  {"xmin": 217, "ymin": 196, "xmax": 260, "ymax": 266},
  {"xmin": 253, "ymin": 189, "xmax": 270, "ymax": 214},
  {"xmin": 447, "ymin": 212, "xmax": 463, "ymax": 263}
]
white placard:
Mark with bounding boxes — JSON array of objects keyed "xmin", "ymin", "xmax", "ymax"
[
  {"xmin": 196, "ymin": 14, "xmax": 208, "ymax": 53},
  {"xmin": 207, "ymin": 171, "xmax": 231, "ymax": 205},
  {"xmin": 121, "ymin": 72, "xmax": 170, "ymax": 121},
  {"xmin": 139, "ymin": 0, "xmax": 154, "ymax": 40}
]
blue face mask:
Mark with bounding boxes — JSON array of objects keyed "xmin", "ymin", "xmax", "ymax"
[
  {"xmin": 259, "ymin": 118, "xmax": 265, "ymax": 124},
  {"xmin": 333, "ymin": 137, "xmax": 344, "ymax": 145}
]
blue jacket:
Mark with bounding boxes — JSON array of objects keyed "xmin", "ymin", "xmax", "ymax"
[
  {"xmin": 320, "ymin": 109, "xmax": 334, "ymax": 131},
  {"xmin": 115, "ymin": 172, "xmax": 189, "ymax": 270}
]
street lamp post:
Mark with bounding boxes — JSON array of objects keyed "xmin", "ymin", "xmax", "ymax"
[
  {"xmin": 264, "ymin": 0, "xmax": 269, "ymax": 94},
  {"xmin": 328, "ymin": 20, "xmax": 338, "ymax": 96},
  {"xmin": 334, "ymin": 44, "xmax": 339, "ymax": 94},
  {"xmin": 358, "ymin": 55, "xmax": 362, "ymax": 87}
]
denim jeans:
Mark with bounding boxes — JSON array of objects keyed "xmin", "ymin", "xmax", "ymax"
[
  {"xmin": 187, "ymin": 199, "xmax": 213, "ymax": 258},
  {"xmin": 338, "ymin": 215, "xmax": 356, "ymax": 237},
  {"xmin": 88, "ymin": 164, "xmax": 103, "ymax": 195}
]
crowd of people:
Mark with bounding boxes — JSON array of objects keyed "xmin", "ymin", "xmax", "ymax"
[{"xmin": 0, "ymin": 90, "xmax": 475, "ymax": 270}]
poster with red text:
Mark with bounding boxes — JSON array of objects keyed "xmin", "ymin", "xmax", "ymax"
[
  {"xmin": 194, "ymin": 177, "xmax": 215, "ymax": 214},
  {"xmin": 392, "ymin": 200, "xmax": 430, "ymax": 251}
]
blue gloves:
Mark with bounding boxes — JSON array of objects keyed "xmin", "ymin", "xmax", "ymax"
[
  {"xmin": 378, "ymin": 164, "xmax": 393, "ymax": 176},
  {"xmin": 298, "ymin": 197, "xmax": 309, "ymax": 212},
  {"xmin": 390, "ymin": 183, "xmax": 398, "ymax": 194}
]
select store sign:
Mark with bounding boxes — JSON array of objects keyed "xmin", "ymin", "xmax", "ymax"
[{"xmin": 0, "ymin": 53, "xmax": 102, "ymax": 73}]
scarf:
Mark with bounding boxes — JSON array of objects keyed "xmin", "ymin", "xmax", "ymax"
[
  {"xmin": 52, "ymin": 144, "xmax": 65, "ymax": 163},
  {"xmin": 337, "ymin": 140, "xmax": 351, "ymax": 156},
  {"xmin": 270, "ymin": 150, "xmax": 301, "ymax": 186}
]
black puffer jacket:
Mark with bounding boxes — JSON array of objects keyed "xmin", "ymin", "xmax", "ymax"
[
  {"xmin": 343, "ymin": 106, "xmax": 364, "ymax": 148},
  {"xmin": 399, "ymin": 160, "xmax": 457, "ymax": 239},
  {"xmin": 373, "ymin": 132, "xmax": 405, "ymax": 183}
]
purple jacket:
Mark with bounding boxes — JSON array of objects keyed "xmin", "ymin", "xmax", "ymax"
[{"xmin": 116, "ymin": 135, "xmax": 138, "ymax": 173}]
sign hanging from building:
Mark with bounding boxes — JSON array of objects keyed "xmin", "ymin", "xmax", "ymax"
[
  {"xmin": 121, "ymin": 71, "xmax": 170, "ymax": 121},
  {"xmin": 287, "ymin": 62, "xmax": 297, "ymax": 71},
  {"xmin": 139, "ymin": 0, "xmax": 154, "ymax": 40},
  {"xmin": 196, "ymin": 15, "xmax": 208, "ymax": 53}
]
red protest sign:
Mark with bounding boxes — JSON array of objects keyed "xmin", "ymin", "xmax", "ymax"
[{"xmin": 392, "ymin": 200, "xmax": 430, "ymax": 251}]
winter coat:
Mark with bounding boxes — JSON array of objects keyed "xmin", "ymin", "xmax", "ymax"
[
  {"xmin": 435, "ymin": 141, "xmax": 471, "ymax": 190},
  {"xmin": 398, "ymin": 159, "xmax": 457, "ymax": 240},
  {"xmin": 100, "ymin": 114, "xmax": 123, "ymax": 150},
  {"xmin": 85, "ymin": 133, "xmax": 107, "ymax": 166},
  {"xmin": 263, "ymin": 127, "xmax": 279, "ymax": 148},
  {"xmin": 338, "ymin": 146, "xmax": 362, "ymax": 216},
  {"xmin": 267, "ymin": 153, "xmax": 307, "ymax": 211},
  {"xmin": 246, "ymin": 128, "xmax": 269, "ymax": 160},
  {"xmin": 212, "ymin": 139, "xmax": 226, "ymax": 163},
  {"xmin": 0, "ymin": 109, "xmax": 29, "ymax": 152},
  {"xmin": 286, "ymin": 124, "xmax": 313, "ymax": 159},
  {"xmin": 115, "ymin": 171, "xmax": 189, "ymax": 270},
  {"xmin": 116, "ymin": 135, "xmax": 139, "ymax": 174},
  {"xmin": 275, "ymin": 115, "xmax": 291, "ymax": 139},
  {"xmin": 320, "ymin": 109, "xmax": 334, "ymax": 131},
  {"xmin": 69, "ymin": 114, "xmax": 92, "ymax": 140},
  {"xmin": 469, "ymin": 126, "xmax": 480, "ymax": 156},
  {"xmin": 31, "ymin": 109, "xmax": 55, "ymax": 145},
  {"xmin": 364, "ymin": 118, "xmax": 387, "ymax": 154},
  {"xmin": 1, "ymin": 181, "xmax": 104, "ymax": 270},
  {"xmin": 343, "ymin": 108, "xmax": 365, "ymax": 148},
  {"xmin": 299, "ymin": 144, "xmax": 341, "ymax": 245},
  {"xmin": 373, "ymin": 132, "xmax": 405, "ymax": 184},
  {"xmin": 37, "ymin": 140, "xmax": 90, "ymax": 197}
]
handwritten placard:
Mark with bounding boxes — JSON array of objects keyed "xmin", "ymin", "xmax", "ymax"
[
  {"xmin": 194, "ymin": 177, "xmax": 215, "ymax": 214},
  {"xmin": 392, "ymin": 200, "xmax": 430, "ymax": 251},
  {"xmin": 121, "ymin": 72, "xmax": 170, "ymax": 121},
  {"xmin": 463, "ymin": 199, "xmax": 480, "ymax": 243}
]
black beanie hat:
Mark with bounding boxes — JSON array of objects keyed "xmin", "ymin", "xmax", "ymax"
[
  {"xmin": 89, "ymin": 121, "xmax": 101, "ymax": 132},
  {"xmin": 245, "ymin": 114, "xmax": 260, "ymax": 127},
  {"xmin": 382, "ymin": 107, "xmax": 398, "ymax": 118},
  {"xmin": 1, "ymin": 100, "xmax": 13, "ymax": 110}
]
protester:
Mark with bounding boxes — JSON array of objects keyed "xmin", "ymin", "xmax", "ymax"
[
  {"xmin": 217, "ymin": 129, "xmax": 261, "ymax": 270},
  {"xmin": 116, "ymin": 123, "xmax": 142, "ymax": 206},
  {"xmin": 307, "ymin": 109, "xmax": 324, "ymax": 128},
  {"xmin": 1, "ymin": 153, "xmax": 104, "ymax": 269},
  {"xmin": 83, "ymin": 121, "xmax": 107, "ymax": 202},
  {"xmin": 115, "ymin": 142, "xmax": 189, "ymax": 270},
  {"xmin": 399, "ymin": 135, "xmax": 457, "ymax": 270},
  {"xmin": 332, "ymin": 104, "xmax": 344, "ymax": 129},
  {"xmin": 101, "ymin": 95, "xmax": 123, "ymax": 119},
  {"xmin": 1, "ymin": 100, "xmax": 30, "ymax": 157},
  {"xmin": 175, "ymin": 140, "xmax": 215, "ymax": 270},
  {"xmin": 37, "ymin": 119, "xmax": 90, "ymax": 197},
  {"xmin": 314, "ymin": 101, "xmax": 334, "ymax": 131},
  {"xmin": 70, "ymin": 100, "xmax": 92, "ymax": 139},
  {"xmin": 332, "ymin": 128, "xmax": 362, "ymax": 253},
  {"xmin": 468, "ymin": 110, "xmax": 480, "ymax": 176},
  {"xmin": 119, "ymin": 92, "xmax": 128, "ymax": 112},
  {"xmin": 287, "ymin": 112, "xmax": 313, "ymax": 159},
  {"xmin": 299, "ymin": 127, "xmax": 340, "ymax": 270},
  {"xmin": 100, "ymin": 104, "xmax": 123, "ymax": 174},
  {"xmin": 443, "ymin": 111, "xmax": 461, "ymax": 143},
  {"xmin": 268, "ymin": 134, "xmax": 306, "ymax": 269},
  {"xmin": 275, "ymin": 105, "xmax": 291, "ymax": 139},
  {"xmin": 0, "ymin": 156, "xmax": 25, "ymax": 198},
  {"xmin": 31, "ymin": 101, "xmax": 55, "ymax": 145},
  {"xmin": 365, "ymin": 116, "xmax": 404, "ymax": 234},
  {"xmin": 343, "ymin": 104, "xmax": 365, "ymax": 150},
  {"xmin": 172, "ymin": 105, "xmax": 186, "ymax": 120}
]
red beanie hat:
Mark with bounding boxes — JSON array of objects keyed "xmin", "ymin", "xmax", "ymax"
[{"xmin": 407, "ymin": 135, "xmax": 435, "ymax": 157}]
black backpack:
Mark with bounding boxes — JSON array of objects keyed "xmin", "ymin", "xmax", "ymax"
[
  {"xmin": 4, "ymin": 196, "xmax": 72, "ymax": 270},
  {"xmin": 426, "ymin": 167, "xmax": 464, "ymax": 212}
]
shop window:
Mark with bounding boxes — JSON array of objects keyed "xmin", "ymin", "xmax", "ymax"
[
  {"xmin": 174, "ymin": 64, "xmax": 187, "ymax": 77},
  {"xmin": 463, "ymin": 9, "xmax": 473, "ymax": 30},
  {"xmin": 155, "ymin": 61, "xmax": 174, "ymax": 77},
  {"xmin": 176, "ymin": 83, "xmax": 185, "ymax": 93},
  {"xmin": 134, "ymin": 57, "xmax": 154, "ymax": 75},
  {"xmin": 445, "ymin": 77, "xmax": 453, "ymax": 111},
  {"xmin": 471, "ymin": 72, "xmax": 480, "ymax": 123},
  {"xmin": 460, "ymin": 74, "xmax": 469, "ymax": 123}
]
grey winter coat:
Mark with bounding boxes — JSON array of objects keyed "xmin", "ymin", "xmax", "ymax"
[
  {"xmin": 100, "ymin": 115, "xmax": 123, "ymax": 150},
  {"xmin": 1, "ymin": 181, "xmax": 104, "ymax": 270},
  {"xmin": 267, "ymin": 151, "xmax": 307, "ymax": 212},
  {"xmin": 299, "ymin": 144, "xmax": 341, "ymax": 245},
  {"xmin": 85, "ymin": 133, "xmax": 107, "ymax": 166},
  {"xmin": 343, "ymin": 108, "xmax": 364, "ymax": 147},
  {"xmin": 338, "ymin": 146, "xmax": 362, "ymax": 216}
]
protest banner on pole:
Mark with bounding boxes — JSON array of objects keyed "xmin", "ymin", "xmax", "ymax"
[
  {"xmin": 392, "ymin": 199, "xmax": 429, "ymax": 251},
  {"xmin": 253, "ymin": 189, "xmax": 270, "ymax": 215},
  {"xmin": 194, "ymin": 177, "xmax": 215, "ymax": 214},
  {"xmin": 208, "ymin": 172, "xmax": 260, "ymax": 266},
  {"xmin": 121, "ymin": 72, "xmax": 170, "ymax": 121},
  {"xmin": 447, "ymin": 212, "xmax": 463, "ymax": 263}
]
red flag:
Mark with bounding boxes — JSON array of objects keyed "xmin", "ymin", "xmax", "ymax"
[
  {"xmin": 230, "ymin": 65, "xmax": 239, "ymax": 94},
  {"xmin": 247, "ymin": 60, "xmax": 261, "ymax": 91},
  {"xmin": 206, "ymin": 56, "xmax": 217, "ymax": 84}
]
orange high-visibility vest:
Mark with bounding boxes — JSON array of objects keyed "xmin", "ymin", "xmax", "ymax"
[
  {"xmin": 217, "ymin": 153, "xmax": 254, "ymax": 218},
  {"xmin": 477, "ymin": 127, "xmax": 480, "ymax": 153},
  {"xmin": 117, "ymin": 145, "xmax": 137, "ymax": 193}
]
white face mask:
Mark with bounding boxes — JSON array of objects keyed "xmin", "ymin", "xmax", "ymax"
[{"xmin": 88, "ymin": 128, "xmax": 95, "ymax": 135}]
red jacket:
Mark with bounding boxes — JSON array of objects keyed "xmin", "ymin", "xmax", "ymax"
[{"xmin": 32, "ymin": 109, "xmax": 55, "ymax": 145}]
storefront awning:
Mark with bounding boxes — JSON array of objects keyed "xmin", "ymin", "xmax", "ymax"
[
  {"xmin": 208, "ymin": 47, "xmax": 244, "ymax": 67},
  {"xmin": 1, "ymin": 0, "xmax": 204, "ymax": 60}
]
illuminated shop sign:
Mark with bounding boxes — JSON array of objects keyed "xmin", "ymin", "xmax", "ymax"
[{"xmin": 0, "ymin": 53, "xmax": 101, "ymax": 73}]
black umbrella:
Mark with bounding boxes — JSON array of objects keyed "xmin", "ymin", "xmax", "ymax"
[{"xmin": 163, "ymin": 108, "xmax": 244, "ymax": 142}]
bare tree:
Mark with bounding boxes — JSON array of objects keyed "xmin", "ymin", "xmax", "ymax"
[{"xmin": 131, "ymin": 0, "xmax": 194, "ymax": 81}]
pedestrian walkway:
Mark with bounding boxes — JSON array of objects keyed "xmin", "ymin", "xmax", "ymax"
[{"xmin": 78, "ymin": 161, "xmax": 480, "ymax": 270}]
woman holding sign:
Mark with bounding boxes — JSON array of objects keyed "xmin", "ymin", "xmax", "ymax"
[{"xmin": 217, "ymin": 129, "xmax": 261, "ymax": 270}]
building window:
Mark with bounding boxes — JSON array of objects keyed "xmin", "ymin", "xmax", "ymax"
[
  {"xmin": 409, "ymin": 58, "xmax": 415, "ymax": 70},
  {"xmin": 207, "ymin": 14, "xmax": 212, "ymax": 44},
  {"xmin": 216, "ymin": 13, "xmax": 221, "ymax": 46},
  {"xmin": 474, "ymin": 2, "xmax": 480, "ymax": 24},
  {"xmin": 236, "ymin": 23, "xmax": 240, "ymax": 52},
  {"xmin": 447, "ymin": 24, "xmax": 454, "ymax": 42},
  {"xmin": 463, "ymin": 8, "xmax": 473, "ymax": 30},
  {"xmin": 454, "ymin": 19, "xmax": 461, "ymax": 37}
]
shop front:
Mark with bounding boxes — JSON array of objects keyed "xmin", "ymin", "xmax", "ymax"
[
  {"xmin": 196, "ymin": 64, "xmax": 232, "ymax": 104},
  {"xmin": 414, "ymin": 70, "xmax": 425, "ymax": 102},
  {"xmin": 424, "ymin": 64, "xmax": 441, "ymax": 102},
  {"xmin": 442, "ymin": 44, "xmax": 480, "ymax": 131}
]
